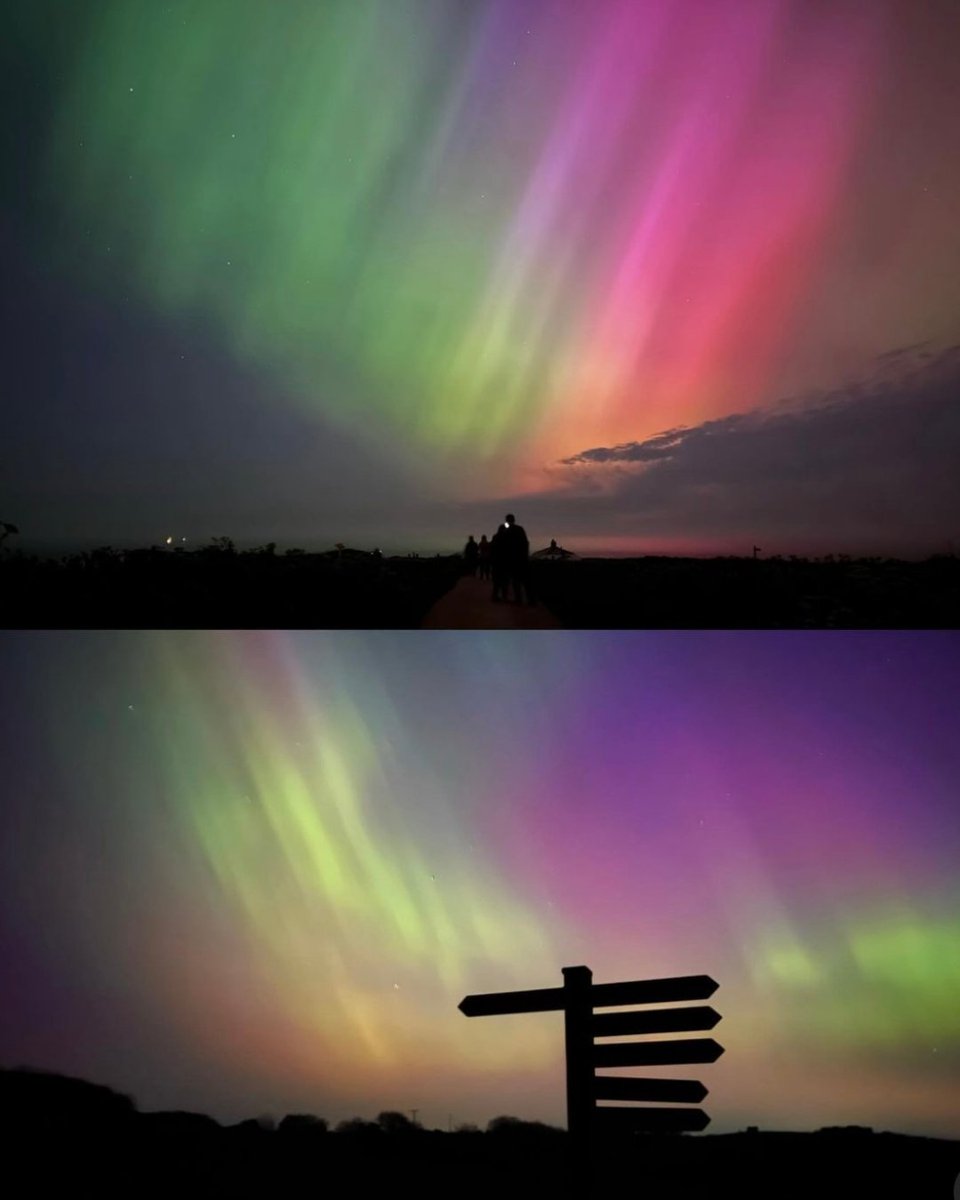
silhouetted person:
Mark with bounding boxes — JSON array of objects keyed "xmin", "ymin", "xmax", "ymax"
[
  {"xmin": 502, "ymin": 513, "xmax": 531, "ymax": 604},
  {"xmin": 463, "ymin": 535, "xmax": 479, "ymax": 576},
  {"xmin": 490, "ymin": 523, "xmax": 510, "ymax": 601},
  {"xmin": 477, "ymin": 534, "xmax": 492, "ymax": 580}
]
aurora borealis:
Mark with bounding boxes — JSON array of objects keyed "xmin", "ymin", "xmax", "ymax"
[
  {"xmin": 5, "ymin": 0, "xmax": 960, "ymax": 554},
  {"xmin": 1, "ymin": 630, "xmax": 958, "ymax": 1135}
]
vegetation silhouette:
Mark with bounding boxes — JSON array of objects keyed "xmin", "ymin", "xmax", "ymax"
[
  {"xmin": 528, "ymin": 551, "xmax": 959, "ymax": 628},
  {"xmin": 2, "ymin": 1067, "xmax": 957, "ymax": 1199},
  {"xmin": 0, "ymin": 534, "xmax": 957, "ymax": 627},
  {"xmin": 0, "ymin": 538, "xmax": 463, "ymax": 628},
  {"xmin": 277, "ymin": 1112, "xmax": 328, "ymax": 1137}
]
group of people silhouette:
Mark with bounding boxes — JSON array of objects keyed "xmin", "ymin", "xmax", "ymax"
[{"xmin": 463, "ymin": 514, "xmax": 534, "ymax": 605}]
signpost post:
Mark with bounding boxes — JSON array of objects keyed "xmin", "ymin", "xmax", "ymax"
[
  {"xmin": 562, "ymin": 965, "xmax": 594, "ymax": 1189},
  {"xmin": 459, "ymin": 967, "xmax": 723, "ymax": 1185}
]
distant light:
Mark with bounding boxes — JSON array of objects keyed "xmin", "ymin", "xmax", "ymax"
[{"xmin": 165, "ymin": 536, "xmax": 173, "ymax": 545}]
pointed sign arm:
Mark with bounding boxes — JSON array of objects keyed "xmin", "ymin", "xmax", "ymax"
[
  {"xmin": 594, "ymin": 1106, "xmax": 711, "ymax": 1133},
  {"xmin": 589, "ymin": 974, "xmax": 718, "ymax": 1007},
  {"xmin": 592, "ymin": 1005, "xmax": 721, "ymax": 1038},
  {"xmin": 593, "ymin": 1037, "xmax": 725, "ymax": 1068},
  {"xmin": 458, "ymin": 974, "xmax": 718, "ymax": 1018},
  {"xmin": 593, "ymin": 1076, "xmax": 708, "ymax": 1104},
  {"xmin": 458, "ymin": 986, "xmax": 567, "ymax": 1017}
]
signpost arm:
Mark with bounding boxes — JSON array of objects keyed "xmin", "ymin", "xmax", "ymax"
[{"xmin": 562, "ymin": 965, "xmax": 593, "ymax": 1190}]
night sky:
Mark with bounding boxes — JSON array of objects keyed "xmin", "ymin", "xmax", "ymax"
[
  {"xmin": 4, "ymin": 0, "xmax": 960, "ymax": 556},
  {"xmin": 1, "ymin": 630, "xmax": 958, "ymax": 1135}
]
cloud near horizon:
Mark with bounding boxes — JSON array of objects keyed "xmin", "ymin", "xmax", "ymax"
[{"xmin": 504, "ymin": 343, "xmax": 960, "ymax": 555}]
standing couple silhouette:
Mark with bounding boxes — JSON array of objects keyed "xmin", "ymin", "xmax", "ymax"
[{"xmin": 490, "ymin": 514, "xmax": 532, "ymax": 605}]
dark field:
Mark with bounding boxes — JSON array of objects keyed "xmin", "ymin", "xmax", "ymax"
[
  {"xmin": 0, "ymin": 544, "xmax": 463, "ymax": 628},
  {"xmin": 528, "ymin": 554, "xmax": 960, "ymax": 628},
  {"xmin": 1, "ymin": 544, "xmax": 958, "ymax": 627},
  {"xmin": 8, "ymin": 1115, "xmax": 960, "ymax": 1200},
  {"xmin": 4, "ymin": 1070, "xmax": 957, "ymax": 1200}
]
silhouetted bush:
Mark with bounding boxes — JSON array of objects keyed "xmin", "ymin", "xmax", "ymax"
[
  {"xmin": 334, "ymin": 1116, "xmax": 382, "ymax": 1136},
  {"xmin": 278, "ymin": 1113, "xmax": 328, "ymax": 1136},
  {"xmin": 487, "ymin": 1114, "xmax": 565, "ymax": 1140},
  {"xmin": 377, "ymin": 1110, "xmax": 423, "ymax": 1135}
]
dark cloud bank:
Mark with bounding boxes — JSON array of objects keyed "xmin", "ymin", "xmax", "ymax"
[{"xmin": 504, "ymin": 343, "xmax": 960, "ymax": 557}]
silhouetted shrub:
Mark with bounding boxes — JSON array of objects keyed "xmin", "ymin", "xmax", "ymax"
[
  {"xmin": 377, "ymin": 1110, "xmax": 421, "ymax": 1135},
  {"xmin": 335, "ymin": 1117, "xmax": 382, "ymax": 1136},
  {"xmin": 278, "ymin": 1113, "xmax": 328, "ymax": 1136},
  {"xmin": 486, "ymin": 1114, "xmax": 564, "ymax": 1139}
]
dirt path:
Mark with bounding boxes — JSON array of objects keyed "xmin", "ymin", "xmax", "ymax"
[{"xmin": 420, "ymin": 573, "xmax": 563, "ymax": 629}]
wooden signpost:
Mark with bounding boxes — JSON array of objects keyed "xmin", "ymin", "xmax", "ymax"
[{"xmin": 459, "ymin": 965, "xmax": 723, "ymax": 1175}]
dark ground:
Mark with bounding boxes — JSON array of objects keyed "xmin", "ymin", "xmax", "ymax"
[
  {"xmin": 1, "ymin": 545, "xmax": 958, "ymax": 627},
  {"xmin": 421, "ymin": 572, "xmax": 563, "ymax": 627},
  {"xmin": 529, "ymin": 553, "xmax": 960, "ymax": 629},
  {"xmin": 0, "ymin": 544, "xmax": 463, "ymax": 628},
  {"xmin": 8, "ymin": 1109, "xmax": 959, "ymax": 1199},
  {"xmin": 3, "ymin": 1069, "xmax": 958, "ymax": 1199}
]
